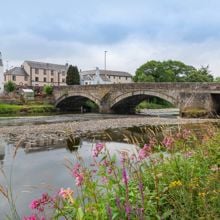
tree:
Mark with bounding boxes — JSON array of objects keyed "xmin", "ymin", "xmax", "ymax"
[
  {"xmin": 133, "ymin": 60, "xmax": 214, "ymax": 82},
  {"xmin": 185, "ymin": 66, "xmax": 213, "ymax": 82},
  {"xmin": 4, "ymin": 81, "xmax": 16, "ymax": 93},
  {"xmin": 43, "ymin": 85, "xmax": 53, "ymax": 95},
  {"xmin": 66, "ymin": 65, "xmax": 80, "ymax": 85},
  {"xmin": 215, "ymin": 77, "xmax": 220, "ymax": 82}
]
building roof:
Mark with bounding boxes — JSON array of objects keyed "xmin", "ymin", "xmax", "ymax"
[
  {"xmin": 81, "ymin": 69, "xmax": 132, "ymax": 77},
  {"xmin": 4, "ymin": 67, "xmax": 29, "ymax": 76},
  {"xmin": 81, "ymin": 73, "xmax": 111, "ymax": 82},
  {"xmin": 24, "ymin": 60, "xmax": 68, "ymax": 71}
]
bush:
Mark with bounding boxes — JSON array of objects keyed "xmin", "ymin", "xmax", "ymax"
[
  {"xmin": 43, "ymin": 85, "xmax": 53, "ymax": 96},
  {"xmin": 4, "ymin": 81, "xmax": 16, "ymax": 93}
]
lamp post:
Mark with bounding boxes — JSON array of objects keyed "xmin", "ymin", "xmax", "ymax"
[{"xmin": 104, "ymin": 50, "xmax": 107, "ymax": 71}]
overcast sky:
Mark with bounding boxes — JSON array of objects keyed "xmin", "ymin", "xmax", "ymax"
[{"xmin": 1, "ymin": 0, "xmax": 220, "ymax": 76}]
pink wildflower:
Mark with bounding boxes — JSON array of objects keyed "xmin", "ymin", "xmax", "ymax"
[
  {"xmin": 92, "ymin": 143, "xmax": 104, "ymax": 157},
  {"xmin": 138, "ymin": 144, "xmax": 151, "ymax": 160},
  {"xmin": 29, "ymin": 193, "xmax": 53, "ymax": 212},
  {"xmin": 72, "ymin": 163, "xmax": 84, "ymax": 186},
  {"xmin": 59, "ymin": 187, "xmax": 73, "ymax": 199},
  {"xmin": 162, "ymin": 136, "xmax": 174, "ymax": 150},
  {"xmin": 122, "ymin": 168, "xmax": 129, "ymax": 186},
  {"xmin": 23, "ymin": 215, "xmax": 37, "ymax": 220}
]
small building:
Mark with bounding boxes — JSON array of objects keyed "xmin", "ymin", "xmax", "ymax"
[
  {"xmin": 80, "ymin": 67, "xmax": 133, "ymax": 85},
  {"xmin": 21, "ymin": 89, "xmax": 34, "ymax": 100},
  {"xmin": 4, "ymin": 67, "xmax": 29, "ymax": 86}
]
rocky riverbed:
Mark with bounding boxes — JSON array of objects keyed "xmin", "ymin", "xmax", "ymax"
[{"xmin": 0, "ymin": 115, "xmax": 219, "ymax": 147}]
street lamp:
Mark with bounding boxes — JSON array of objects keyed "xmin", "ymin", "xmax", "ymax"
[{"xmin": 104, "ymin": 50, "xmax": 107, "ymax": 70}]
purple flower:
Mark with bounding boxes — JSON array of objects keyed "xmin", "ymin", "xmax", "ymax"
[
  {"xmin": 138, "ymin": 144, "xmax": 151, "ymax": 160},
  {"xmin": 92, "ymin": 143, "xmax": 104, "ymax": 157},
  {"xmin": 72, "ymin": 163, "xmax": 84, "ymax": 186},
  {"xmin": 162, "ymin": 136, "xmax": 174, "ymax": 150},
  {"xmin": 122, "ymin": 168, "xmax": 129, "ymax": 186}
]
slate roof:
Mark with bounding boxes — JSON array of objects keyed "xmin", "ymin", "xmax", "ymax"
[
  {"xmin": 81, "ymin": 69, "xmax": 132, "ymax": 77},
  {"xmin": 81, "ymin": 73, "xmax": 111, "ymax": 82},
  {"xmin": 4, "ymin": 67, "xmax": 28, "ymax": 76},
  {"xmin": 24, "ymin": 60, "xmax": 68, "ymax": 71}
]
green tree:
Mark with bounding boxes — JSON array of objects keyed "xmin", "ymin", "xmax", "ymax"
[
  {"xmin": 185, "ymin": 66, "xmax": 213, "ymax": 82},
  {"xmin": 4, "ymin": 81, "xmax": 16, "ymax": 93},
  {"xmin": 43, "ymin": 85, "xmax": 53, "ymax": 95},
  {"xmin": 133, "ymin": 60, "xmax": 214, "ymax": 82},
  {"xmin": 66, "ymin": 65, "xmax": 80, "ymax": 85},
  {"xmin": 215, "ymin": 77, "xmax": 220, "ymax": 82}
]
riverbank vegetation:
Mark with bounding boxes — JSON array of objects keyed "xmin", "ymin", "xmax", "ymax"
[
  {"xmin": 14, "ymin": 124, "xmax": 219, "ymax": 219},
  {"xmin": 0, "ymin": 103, "xmax": 56, "ymax": 116}
]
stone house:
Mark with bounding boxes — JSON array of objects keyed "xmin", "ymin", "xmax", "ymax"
[
  {"xmin": 80, "ymin": 67, "xmax": 133, "ymax": 85},
  {"xmin": 4, "ymin": 61, "xmax": 69, "ymax": 87}
]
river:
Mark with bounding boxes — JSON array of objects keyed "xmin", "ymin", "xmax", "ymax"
[{"xmin": 0, "ymin": 111, "xmax": 219, "ymax": 217}]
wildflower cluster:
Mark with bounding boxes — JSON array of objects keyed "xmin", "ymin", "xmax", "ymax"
[
  {"xmin": 18, "ymin": 126, "xmax": 220, "ymax": 219},
  {"xmin": 169, "ymin": 180, "xmax": 183, "ymax": 188}
]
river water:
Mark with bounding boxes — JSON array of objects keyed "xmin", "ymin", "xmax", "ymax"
[{"xmin": 0, "ymin": 136, "xmax": 138, "ymax": 217}]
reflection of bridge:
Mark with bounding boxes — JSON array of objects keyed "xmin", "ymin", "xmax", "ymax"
[{"xmin": 53, "ymin": 83, "xmax": 220, "ymax": 115}]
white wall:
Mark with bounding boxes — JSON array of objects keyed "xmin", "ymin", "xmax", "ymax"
[{"xmin": 0, "ymin": 66, "xmax": 4, "ymax": 93}]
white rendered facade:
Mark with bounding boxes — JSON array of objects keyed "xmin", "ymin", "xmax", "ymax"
[{"xmin": 0, "ymin": 52, "xmax": 4, "ymax": 93}]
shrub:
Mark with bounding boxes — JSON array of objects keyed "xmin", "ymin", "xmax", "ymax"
[
  {"xmin": 43, "ymin": 85, "xmax": 53, "ymax": 96},
  {"xmin": 4, "ymin": 81, "xmax": 16, "ymax": 93}
]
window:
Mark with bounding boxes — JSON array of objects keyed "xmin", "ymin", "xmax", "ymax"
[
  {"xmin": 24, "ymin": 76, "xmax": 28, "ymax": 81},
  {"xmin": 44, "ymin": 77, "xmax": 47, "ymax": 82},
  {"xmin": 62, "ymin": 78, "xmax": 65, "ymax": 83},
  {"xmin": 35, "ymin": 69, "xmax": 39, "ymax": 74},
  {"xmin": 113, "ymin": 76, "xmax": 115, "ymax": 79},
  {"xmin": 62, "ymin": 71, "xmax": 65, "ymax": 76},
  {"xmin": 119, "ymin": 76, "xmax": 121, "ymax": 79},
  {"xmin": 35, "ymin": 77, "xmax": 39, "ymax": 82},
  {"xmin": 44, "ymin": 69, "xmax": 47, "ymax": 75},
  {"xmin": 51, "ymin": 70, "xmax": 54, "ymax": 76},
  {"xmin": 51, "ymin": 78, "xmax": 54, "ymax": 82},
  {"xmin": 12, "ymin": 75, "xmax": 16, "ymax": 81},
  {"xmin": 126, "ymin": 77, "xmax": 127, "ymax": 80}
]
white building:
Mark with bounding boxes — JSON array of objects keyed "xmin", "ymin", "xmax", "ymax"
[
  {"xmin": 80, "ymin": 67, "xmax": 133, "ymax": 85},
  {"xmin": 0, "ymin": 52, "xmax": 4, "ymax": 93}
]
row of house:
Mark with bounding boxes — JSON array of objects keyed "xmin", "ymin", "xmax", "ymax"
[{"xmin": 0, "ymin": 54, "xmax": 133, "ymax": 88}]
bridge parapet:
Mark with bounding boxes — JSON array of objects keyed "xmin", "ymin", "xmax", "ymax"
[{"xmin": 53, "ymin": 83, "xmax": 220, "ymax": 116}]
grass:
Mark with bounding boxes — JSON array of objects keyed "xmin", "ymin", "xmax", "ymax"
[
  {"xmin": 136, "ymin": 100, "xmax": 174, "ymax": 110},
  {"xmin": 0, "ymin": 103, "xmax": 56, "ymax": 116}
]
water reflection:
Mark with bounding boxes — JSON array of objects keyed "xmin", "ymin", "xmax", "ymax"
[{"xmin": 0, "ymin": 136, "xmax": 137, "ymax": 216}]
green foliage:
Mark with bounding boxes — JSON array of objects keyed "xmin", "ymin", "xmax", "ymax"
[
  {"xmin": 137, "ymin": 100, "xmax": 174, "ymax": 110},
  {"xmin": 134, "ymin": 60, "xmax": 214, "ymax": 82},
  {"xmin": 0, "ymin": 103, "xmax": 56, "ymax": 116},
  {"xmin": 66, "ymin": 65, "xmax": 80, "ymax": 85},
  {"xmin": 214, "ymin": 76, "xmax": 220, "ymax": 82},
  {"xmin": 43, "ymin": 85, "xmax": 53, "ymax": 95},
  {"xmin": 22, "ymin": 126, "xmax": 220, "ymax": 219},
  {"xmin": 4, "ymin": 81, "xmax": 16, "ymax": 93}
]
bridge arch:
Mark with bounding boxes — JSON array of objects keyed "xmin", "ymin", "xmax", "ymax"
[
  {"xmin": 55, "ymin": 92, "xmax": 101, "ymax": 112},
  {"xmin": 110, "ymin": 90, "xmax": 177, "ymax": 114}
]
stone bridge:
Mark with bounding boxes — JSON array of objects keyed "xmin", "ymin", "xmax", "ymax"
[{"xmin": 53, "ymin": 83, "xmax": 220, "ymax": 116}]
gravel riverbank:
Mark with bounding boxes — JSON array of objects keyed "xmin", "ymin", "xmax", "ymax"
[{"xmin": 0, "ymin": 116, "xmax": 219, "ymax": 145}]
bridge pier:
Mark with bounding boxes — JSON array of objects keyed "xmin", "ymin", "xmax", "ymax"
[{"xmin": 179, "ymin": 93, "xmax": 216, "ymax": 117}]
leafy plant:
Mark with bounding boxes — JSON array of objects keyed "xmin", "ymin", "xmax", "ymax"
[
  {"xmin": 4, "ymin": 81, "xmax": 16, "ymax": 93},
  {"xmin": 43, "ymin": 85, "xmax": 53, "ymax": 96}
]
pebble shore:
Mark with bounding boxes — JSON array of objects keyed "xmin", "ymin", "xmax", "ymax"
[{"xmin": 0, "ymin": 117, "xmax": 219, "ymax": 144}]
